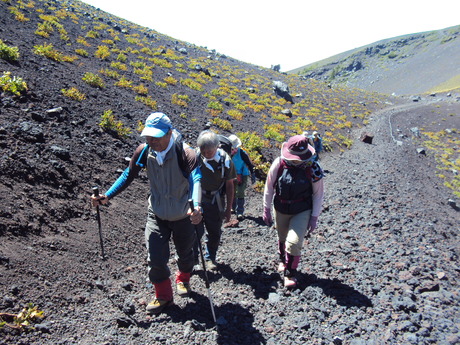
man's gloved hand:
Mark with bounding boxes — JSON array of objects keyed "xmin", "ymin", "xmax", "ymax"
[
  {"xmin": 251, "ymin": 172, "xmax": 256, "ymax": 184},
  {"xmin": 263, "ymin": 207, "xmax": 272, "ymax": 226},
  {"xmin": 236, "ymin": 174, "xmax": 243, "ymax": 185},
  {"xmin": 307, "ymin": 216, "xmax": 318, "ymax": 234},
  {"xmin": 91, "ymin": 194, "xmax": 108, "ymax": 207}
]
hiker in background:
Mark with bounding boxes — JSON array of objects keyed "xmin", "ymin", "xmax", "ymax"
[
  {"xmin": 91, "ymin": 112, "xmax": 203, "ymax": 315},
  {"xmin": 228, "ymin": 134, "xmax": 256, "ymax": 221},
  {"xmin": 195, "ymin": 130, "xmax": 236, "ymax": 270},
  {"xmin": 262, "ymin": 135, "xmax": 324, "ymax": 288},
  {"xmin": 311, "ymin": 131, "xmax": 323, "ymax": 161}
]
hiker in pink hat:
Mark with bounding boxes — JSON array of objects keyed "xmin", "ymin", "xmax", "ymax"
[{"xmin": 262, "ymin": 135, "xmax": 325, "ymax": 288}]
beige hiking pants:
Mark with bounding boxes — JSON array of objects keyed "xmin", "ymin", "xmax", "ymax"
[{"xmin": 275, "ymin": 209, "xmax": 311, "ymax": 256}]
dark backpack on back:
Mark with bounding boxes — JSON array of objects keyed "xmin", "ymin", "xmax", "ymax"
[
  {"xmin": 217, "ymin": 134, "xmax": 232, "ymax": 156},
  {"xmin": 273, "ymin": 159, "xmax": 313, "ymax": 214},
  {"xmin": 136, "ymin": 134, "xmax": 190, "ymax": 178}
]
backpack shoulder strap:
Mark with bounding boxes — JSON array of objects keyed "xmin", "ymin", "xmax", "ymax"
[
  {"xmin": 219, "ymin": 152, "xmax": 226, "ymax": 179},
  {"xmin": 240, "ymin": 149, "xmax": 254, "ymax": 170},
  {"xmin": 135, "ymin": 138, "xmax": 190, "ymax": 178},
  {"xmin": 305, "ymin": 165, "xmax": 312, "ymax": 180},
  {"xmin": 136, "ymin": 143, "xmax": 149, "ymax": 168},
  {"xmin": 275, "ymin": 158, "xmax": 312, "ymax": 181},
  {"xmin": 174, "ymin": 135, "xmax": 191, "ymax": 178},
  {"xmin": 275, "ymin": 158, "xmax": 287, "ymax": 181}
]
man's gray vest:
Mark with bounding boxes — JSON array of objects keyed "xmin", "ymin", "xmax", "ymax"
[{"xmin": 147, "ymin": 142, "xmax": 190, "ymax": 221}]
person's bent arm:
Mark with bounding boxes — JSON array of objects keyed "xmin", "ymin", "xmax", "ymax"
[
  {"xmin": 189, "ymin": 166, "xmax": 202, "ymax": 208},
  {"xmin": 263, "ymin": 158, "xmax": 280, "ymax": 210},
  {"xmin": 91, "ymin": 144, "xmax": 144, "ymax": 206},
  {"xmin": 311, "ymin": 178, "xmax": 324, "ymax": 218},
  {"xmin": 262, "ymin": 158, "xmax": 281, "ymax": 225}
]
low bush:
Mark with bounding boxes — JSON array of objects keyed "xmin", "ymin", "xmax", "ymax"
[
  {"xmin": 99, "ymin": 110, "xmax": 131, "ymax": 139},
  {"xmin": 0, "ymin": 40, "xmax": 20, "ymax": 61},
  {"xmin": 135, "ymin": 95, "xmax": 157, "ymax": 109},
  {"xmin": 95, "ymin": 45, "xmax": 110, "ymax": 60},
  {"xmin": 211, "ymin": 118, "xmax": 232, "ymax": 130},
  {"xmin": 0, "ymin": 71, "xmax": 28, "ymax": 95},
  {"xmin": 61, "ymin": 87, "xmax": 86, "ymax": 101},
  {"xmin": 172, "ymin": 93, "xmax": 189, "ymax": 107},
  {"xmin": 75, "ymin": 48, "xmax": 88, "ymax": 57},
  {"xmin": 82, "ymin": 72, "xmax": 104, "ymax": 88}
]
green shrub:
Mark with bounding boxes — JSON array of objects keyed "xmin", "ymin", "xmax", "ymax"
[
  {"xmin": 99, "ymin": 110, "xmax": 131, "ymax": 139},
  {"xmin": 228, "ymin": 109, "xmax": 243, "ymax": 120},
  {"xmin": 77, "ymin": 36, "xmax": 90, "ymax": 47},
  {"xmin": 388, "ymin": 51, "xmax": 397, "ymax": 59},
  {"xmin": 164, "ymin": 76, "xmax": 177, "ymax": 85},
  {"xmin": 207, "ymin": 101, "xmax": 223, "ymax": 112},
  {"xmin": 151, "ymin": 57, "xmax": 173, "ymax": 68},
  {"xmin": 95, "ymin": 45, "xmax": 110, "ymax": 60},
  {"xmin": 75, "ymin": 48, "xmax": 88, "ymax": 57},
  {"xmin": 110, "ymin": 61, "xmax": 127, "ymax": 71},
  {"xmin": 99, "ymin": 68, "xmax": 120, "ymax": 79},
  {"xmin": 0, "ymin": 71, "xmax": 28, "ymax": 95},
  {"xmin": 61, "ymin": 87, "xmax": 86, "ymax": 101},
  {"xmin": 133, "ymin": 84, "xmax": 148, "ymax": 95},
  {"xmin": 155, "ymin": 81, "xmax": 168, "ymax": 88},
  {"xmin": 264, "ymin": 124, "xmax": 285, "ymax": 142},
  {"xmin": 180, "ymin": 78, "xmax": 203, "ymax": 91},
  {"xmin": 115, "ymin": 76, "xmax": 133, "ymax": 88},
  {"xmin": 116, "ymin": 53, "xmax": 127, "ymax": 62},
  {"xmin": 135, "ymin": 95, "xmax": 157, "ymax": 109},
  {"xmin": 8, "ymin": 6, "xmax": 29, "ymax": 22},
  {"xmin": 172, "ymin": 93, "xmax": 189, "ymax": 107},
  {"xmin": 33, "ymin": 43, "xmax": 63, "ymax": 61},
  {"xmin": 133, "ymin": 67, "xmax": 153, "ymax": 81},
  {"xmin": 211, "ymin": 117, "xmax": 232, "ymax": 130},
  {"xmin": 82, "ymin": 72, "xmax": 104, "ymax": 88},
  {"xmin": 86, "ymin": 30, "xmax": 99, "ymax": 39},
  {"xmin": 0, "ymin": 303, "xmax": 44, "ymax": 330},
  {"xmin": 0, "ymin": 40, "xmax": 20, "ymax": 61}
]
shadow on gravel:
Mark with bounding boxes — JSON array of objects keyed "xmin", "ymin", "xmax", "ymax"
[
  {"xmin": 213, "ymin": 263, "xmax": 279, "ymax": 300},
  {"xmin": 242, "ymin": 214, "xmax": 266, "ymax": 226},
  {"xmin": 140, "ymin": 297, "xmax": 266, "ymax": 345},
  {"xmin": 300, "ymin": 274, "xmax": 373, "ymax": 308}
]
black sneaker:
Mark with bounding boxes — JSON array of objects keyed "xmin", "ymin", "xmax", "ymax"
[{"xmin": 237, "ymin": 214, "xmax": 244, "ymax": 221}]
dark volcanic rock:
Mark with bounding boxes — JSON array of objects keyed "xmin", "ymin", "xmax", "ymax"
[{"xmin": 0, "ymin": 1, "xmax": 459, "ymax": 345}]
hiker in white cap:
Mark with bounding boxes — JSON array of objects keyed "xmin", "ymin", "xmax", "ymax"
[
  {"xmin": 311, "ymin": 131, "xmax": 323, "ymax": 161},
  {"xmin": 228, "ymin": 134, "xmax": 256, "ymax": 221}
]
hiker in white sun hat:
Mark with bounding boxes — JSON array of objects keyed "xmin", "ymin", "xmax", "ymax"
[
  {"xmin": 228, "ymin": 134, "xmax": 256, "ymax": 221},
  {"xmin": 310, "ymin": 131, "xmax": 323, "ymax": 161}
]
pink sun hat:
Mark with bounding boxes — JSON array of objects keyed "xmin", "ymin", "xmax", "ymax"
[{"xmin": 281, "ymin": 135, "xmax": 315, "ymax": 161}]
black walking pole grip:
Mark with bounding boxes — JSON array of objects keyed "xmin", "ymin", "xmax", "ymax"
[
  {"xmin": 188, "ymin": 199, "xmax": 217, "ymax": 324},
  {"xmin": 93, "ymin": 186, "xmax": 100, "ymax": 197},
  {"xmin": 92, "ymin": 186, "xmax": 105, "ymax": 260}
]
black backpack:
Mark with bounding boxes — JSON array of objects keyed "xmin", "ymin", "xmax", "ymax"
[
  {"xmin": 135, "ymin": 134, "xmax": 190, "ymax": 178},
  {"xmin": 217, "ymin": 134, "xmax": 232, "ymax": 156}
]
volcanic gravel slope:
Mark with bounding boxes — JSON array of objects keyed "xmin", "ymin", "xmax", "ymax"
[
  {"xmin": 1, "ymin": 99, "xmax": 459, "ymax": 345},
  {"xmin": 0, "ymin": 0, "xmax": 460, "ymax": 344}
]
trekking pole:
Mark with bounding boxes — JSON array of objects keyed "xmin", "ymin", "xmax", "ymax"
[
  {"xmin": 92, "ymin": 186, "xmax": 106, "ymax": 260},
  {"xmin": 188, "ymin": 199, "xmax": 217, "ymax": 325}
]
